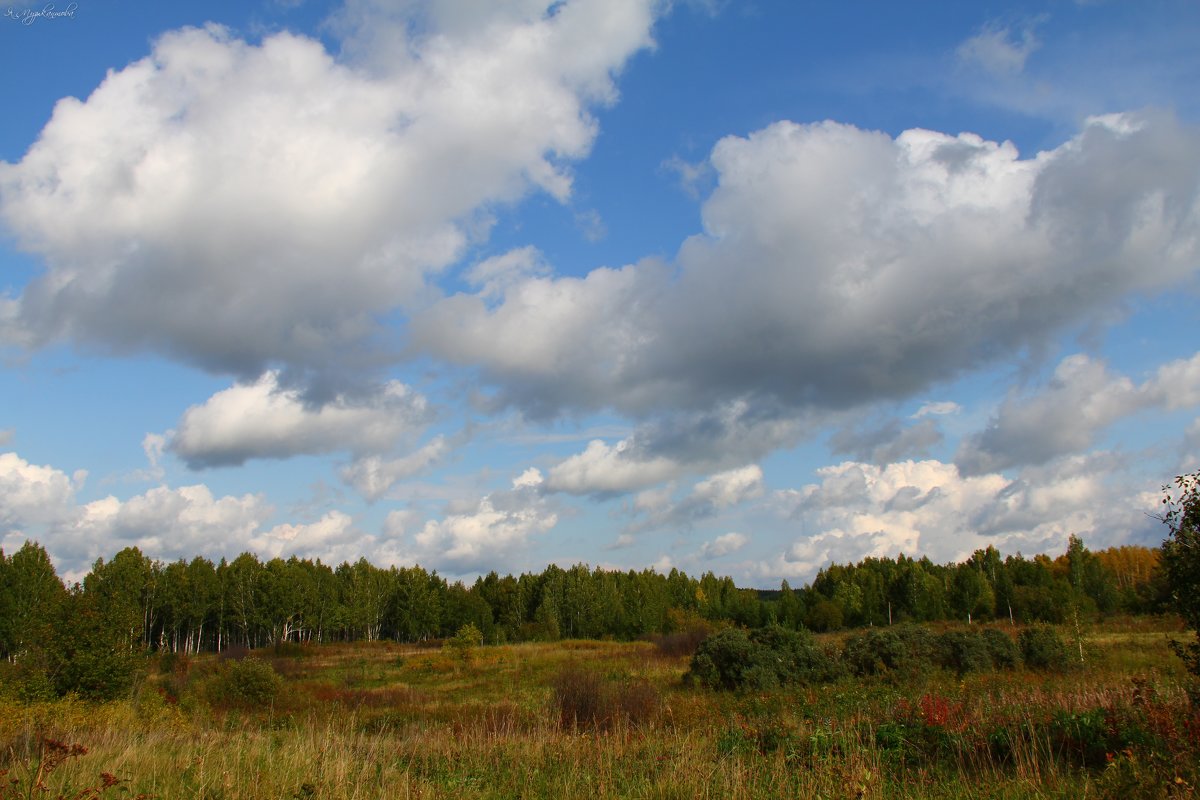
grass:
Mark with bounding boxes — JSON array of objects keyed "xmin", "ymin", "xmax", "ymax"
[{"xmin": 0, "ymin": 619, "xmax": 1196, "ymax": 799}]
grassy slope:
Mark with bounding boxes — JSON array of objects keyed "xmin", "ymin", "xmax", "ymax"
[{"xmin": 1, "ymin": 617, "xmax": 1197, "ymax": 799}]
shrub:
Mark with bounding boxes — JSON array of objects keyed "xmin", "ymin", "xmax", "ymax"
[
  {"xmin": 209, "ymin": 657, "xmax": 283, "ymax": 709},
  {"xmin": 687, "ymin": 625, "xmax": 834, "ymax": 690},
  {"xmin": 842, "ymin": 624, "xmax": 935, "ymax": 679},
  {"xmin": 1047, "ymin": 708, "xmax": 1116, "ymax": 768},
  {"xmin": 444, "ymin": 623, "xmax": 484, "ymax": 665},
  {"xmin": 981, "ymin": 628, "xmax": 1021, "ymax": 669},
  {"xmin": 687, "ymin": 628, "xmax": 772, "ymax": 691},
  {"xmin": 749, "ymin": 624, "xmax": 835, "ymax": 684},
  {"xmin": 934, "ymin": 631, "xmax": 993, "ymax": 676},
  {"xmin": 1020, "ymin": 625, "xmax": 1072, "ymax": 672},
  {"xmin": 551, "ymin": 664, "xmax": 659, "ymax": 730}
]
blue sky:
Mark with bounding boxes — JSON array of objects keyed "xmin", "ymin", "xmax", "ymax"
[{"xmin": 2, "ymin": 0, "xmax": 1198, "ymax": 586}]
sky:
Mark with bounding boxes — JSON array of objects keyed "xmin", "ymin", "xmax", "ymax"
[{"xmin": 1, "ymin": 0, "xmax": 1199, "ymax": 588}]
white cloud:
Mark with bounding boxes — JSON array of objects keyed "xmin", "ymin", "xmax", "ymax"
[
  {"xmin": 1182, "ymin": 418, "xmax": 1200, "ymax": 471},
  {"xmin": 956, "ymin": 20, "xmax": 1041, "ymax": 76},
  {"xmin": 340, "ymin": 436, "xmax": 452, "ymax": 501},
  {"xmin": 0, "ymin": 448, "xmax": 557, "ymax": 579},
  {"xmin": 0, "ymin": 448, "xmax": 378, "ymax": 571},
  {"xmin": 661, "ymin": 154, "xmax": 713, "ymax": 199},
  {"xmin": 913, "ymin": 401, "xmax": 961, "ymax": 418},
  {"xmin": 76, "ymin": 484, "xmax": 271, "ymax": 563},
  {"xmin": 416, "ymin": 113, "xmax": 1200, "ymax": 443},
  {"xmin": 957, "ymin": 351, "xmax": 1200, "ymax": 474},
  {"xmin": 700, "ymin": 531, "xmax": 747, "ymax": 558},
  {"xmin": 464, "ymin": 246, "xmax": 551, "ymax": 299},
  {"xmin": 250, "ymin": 510, "xmax": 364, "ymax": 561},
  {"xmin": 1, "ymin": 1, "xmax": 659, "ymax": 385},
  {"xmin": 0, "ymin": 451, "xmax": 84, "ymax": 529},
  {"xmin": 546, "ymin": 437, "xmax": 682, "ymax": 494},
  {"xmin": 512, "ymin": 466, "xmax": 544, "ymax": 488},
  {"xmin": 169, "ymin": 371, "xmax": 432, "ymax": 468},
  {"xmin": 623, "ymin": 464, "xmax": 763, "ymax": 535},
  {"xmin": 691, "ymin": 465, "xmax": 764, "ymax": 509},
  {"xmin": 0, "ymin": 429, "xmax": 12, "ymax": 447},
  {"xmin": 407, "ymin": 481, "xmax": 558, "ymax": 573},
  {"xmin": 763, "ymin": 456, "xmax": 1159, "ymax": 583}
]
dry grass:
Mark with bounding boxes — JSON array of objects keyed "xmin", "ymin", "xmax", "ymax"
[{"xmin": 0, "ymin": 624, "xmax": 1196, "ymax": 799}]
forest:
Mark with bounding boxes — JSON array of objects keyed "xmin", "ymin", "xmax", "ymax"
[{"xmin": 0, "ymin": 533, "xmax": 1168, "ymax": 701}]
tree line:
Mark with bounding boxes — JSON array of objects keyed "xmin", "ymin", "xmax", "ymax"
[{"xmin": 0, "ymin": 535, "xmax": 1170, "ymax": 698}]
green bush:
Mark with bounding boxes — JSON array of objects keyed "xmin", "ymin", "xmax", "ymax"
[
  {"xmin": 981, "ymin": 628, "xmax": 1021, "ymax": 669},
  {"xmin": 842, "ymin": 624, "xmax": 935, "ymax": 679},
  {"xmin": 1019, "ymin": 625, "xmax": 1072, "ymax": 671},
  {"xmin": 934, "ymin": 631, "xmax": 993, "ymax": 676},
  {"xmin": 209, "ymin": 657, "xmax": 283, "ymax": 708},
  {"xmin": 687, "ymin": 628, "xmax": 772, "ymax": 691},
  {"xmin": 749, "ymin": 625, "xmax": 836, "ymax": 684},
  {"xmin": 687, "ymin": 625, "xmax": 833, "ymax": 691},
  {"xmin": 444, "ymin": 623, "xmax": 484, "ymax": 664},
  {"xmin": 1048, "ymin": 708, "xmax": 1116, "ymax": 768}
]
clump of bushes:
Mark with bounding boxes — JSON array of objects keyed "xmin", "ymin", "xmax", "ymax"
[
  {"xmin": 981, "ymin": 628, "xmax": 1021, "ymax": 669},
  {"xmin": 842, "ymin": 624, "xmax": 936, "ymax": 679},
  {"xmin": 1019, "ymin": 625, "xmax": 1073, "ymax": 671},
  {"xmin": 933, "ymin": 631, "xmax": 994, "ymax": 676},
  {"xmin": 686, "ymin": 625, "xmax": 833, "ymax": 691},
  {"xmin": 207, "ymin": 657, "xmax": 283, "ymax": 709},
  {"xmin": 842, "ymin": 626, "xmax": 1024, "ymax": 679},
  {"xmin": 551, "ymin": 664, "xmax": 659, "ymax": 730}
]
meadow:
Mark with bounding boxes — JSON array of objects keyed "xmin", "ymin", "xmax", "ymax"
[{"xmin": 1, "ymin": 617, "xmax": 1197, "ymax": 800}]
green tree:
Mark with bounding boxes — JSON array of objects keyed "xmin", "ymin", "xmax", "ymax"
[
  {"xmin": 50, "ymin": 587, "xmax": 143, "ymax": 700},
  {"xmin": 84, "ymin": 547, "xmax": 160, "ymax": 652},
  {"xmin": 223, "ymin": 552, "xmax": 265, "ymax": 648},
  {"xmin": 2, "ymin": 542, "xmax": 67, "ymax": 662},
  {"xmin": 444, "ymin": 622, "xmax": 484, "ymax": 666},
  {"xmin": 1160, "ymin": 470, "xmax": 1200, "ymax": 674}
]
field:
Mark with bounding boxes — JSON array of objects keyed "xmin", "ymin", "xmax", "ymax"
[{"xmin": 1, "ymin": 618, "xmax": 1197, "ymax": 799}]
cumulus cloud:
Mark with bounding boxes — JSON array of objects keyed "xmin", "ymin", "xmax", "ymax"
[
  {"xmin": 763, "ymin": 456, "xmax": 1159, "ymax": 582},
  {"xmin": 0, "ymin": 451, "xmax": 86, "ymax": 529},
  {"xmin": 1, "ymin": 447, "xmax": 410, "ymax": 575},
  {"xmin": 700, "ymin": 531, "xmax": 747, "ymax": 559},
  {"xmin": 692, "ymin": 465, "xmax": 764, "ymax": 508},
  {"xmin": 0, "ymin": 0, "xmax": 659, "ymax": 386},
  {"xmin": 416, "ymin": 113, "xmax": 1200, "ymax": 441},
  {"xmin": 546, "ymin": 437, "xmax": 682, "ymax": 495},
  {"xmin": 0, "ymin": 447, "xmax": 564, "ymax": 578},
  {"xmin": 168, "ymin": 371, "xmax": 432, "ymax": 468},
  {"xmin": 249, "ymin": 510, "xmax": 365, "ymax": 561},
  {"xmin": 402, "ymin": 470, "xmax": 557, "ymax": 573},
  {"xmin": 340, "ymin": 436, "xmax": 452, "ymax": 501},
  {"xmin": 957, "ymin": 351, "xmax": 1200, "ymax": 474},
  {"xmin": 626, "ymin": 464, "xmax": 764, "ymax": 534},
  {"xmin": 700, "ymin": 534, "xmax": 744, "ymax": 561},
  {"xmin": 75, "ymin": 484, "xmax": 272, "ymax": 564}
]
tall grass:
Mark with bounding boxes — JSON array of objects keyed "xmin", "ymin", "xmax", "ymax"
[{"xmin": 0, "ymin": 621, "xmax": 1195, "ymax": 798}]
